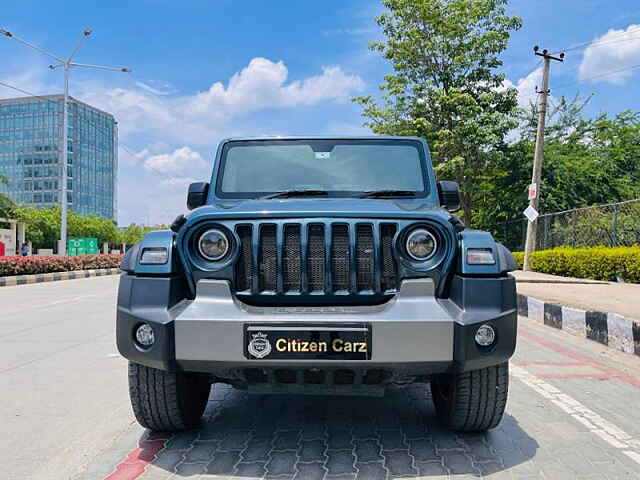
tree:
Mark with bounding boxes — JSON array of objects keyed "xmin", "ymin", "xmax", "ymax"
[
  {"xmin": 354, "ymin": 0, "xmax": 522, "ymax": 223},
  {"xmin": 474, "ymin": 96, "xmax": 640, "ymax": 237},
  {"xmin": 0, "ymin": 174, "xmax": 14, "ymax": 218},
  {"xmin": 119, "ymin": 224, "xmax": 146, "ymax": 246},
  {"xmin": 11, "ymin": 205, "xmax": 122, "ymax": 250}
]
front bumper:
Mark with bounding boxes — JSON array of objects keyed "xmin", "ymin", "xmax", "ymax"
[{"xmin": 117, "ymin": 273, "xmax": 517, "ymax": 378}]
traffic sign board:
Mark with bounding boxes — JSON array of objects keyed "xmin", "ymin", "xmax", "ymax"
[{"xmin": 524, "ymin": 205, "xmax": 539, "ymax": 223}]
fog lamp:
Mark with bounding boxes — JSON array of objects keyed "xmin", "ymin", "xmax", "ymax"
[
  {"xmin": 135, "ymin": 323, "xmax": 155, "ymax": 348},
  {"xmin": 475, "ymin": 324, "xmax": 496, "ymax": 347}
]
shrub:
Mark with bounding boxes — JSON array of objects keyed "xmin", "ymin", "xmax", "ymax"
[
  {"xmin": 511, "ymin": 246, "xmax": 640, "ymax": 283},
  {"xmin": 0, "ymin": 254, "xmax": 123, "ymax": 276}
]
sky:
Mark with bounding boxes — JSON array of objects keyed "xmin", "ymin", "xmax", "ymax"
[{"xmin": 1, "ymin": 0, "xmax": 640, "ymax": 226}]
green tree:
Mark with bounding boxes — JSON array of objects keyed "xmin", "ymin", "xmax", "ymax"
[
  {"xmin": 0, "ymin": 174, "xmax": 14, "ymax": 218},
  {"xmin": 119, "ymin": 224, "xmax": 146, "ymax": 246},
  {"xmin": 475, "ymin": 96, "xmax": 640, "ymax": 237},
  {"xmin": 354, "ymin": 0, "xmax": 522, "ymax": 222},
  {"xmin": 11, "ymin": 205, "xmax": 60, "ymax": 249},
  {"xmin": 67, "ymin": 210, "xmax": 120, "ymax": 246},
  {"xmin": 12, "ymin": 205, "xmax": 122, "ymax": 251}
]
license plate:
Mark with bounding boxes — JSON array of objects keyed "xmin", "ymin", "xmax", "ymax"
[{"xmin": 244, "ymin": 324, "xmax": 371, "ymax": 360}]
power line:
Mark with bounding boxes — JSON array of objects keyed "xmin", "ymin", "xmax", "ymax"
[
  {"xmin": 552, "ymin": 25, "xmax": 640, "ymax": 54},
  {"xmin": 553, "ymin": 63, "xmax": 640, "ymax": 89}
]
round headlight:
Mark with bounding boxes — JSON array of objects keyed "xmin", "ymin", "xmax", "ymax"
[
  {"xmin": 198, "ymin": 228, "xmax": 229, "ymax": 261},
  {"xmin": 406, "ymin": 228, "xmax": 437, "ymax": 261}
]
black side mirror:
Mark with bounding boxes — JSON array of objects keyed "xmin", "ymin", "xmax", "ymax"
[
  {"xmin": 187, "ymin": 182, "xmax": 209, "ymax": 210},
  {"xmin": 437, "ymin": 181, "xmax": 461, "ymax": 212}
]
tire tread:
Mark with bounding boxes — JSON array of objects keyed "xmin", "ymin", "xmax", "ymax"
[
  {"xmin": 128, "ymin": 362, "xmax": 209, "ymax": 432},
  {"xmin": 433, "ymin": 362, "xmax": 509, "ymax": 432}
]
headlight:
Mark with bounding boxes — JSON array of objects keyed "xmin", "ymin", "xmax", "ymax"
[
  {"xmin": 406, "ymin": 228, "xmax": 437, "ymax": 261},
  {"xmin": 198, "ymin": 228, "xmax": 229, "ymax": 261}
]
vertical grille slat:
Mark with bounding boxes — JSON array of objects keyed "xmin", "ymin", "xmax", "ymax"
[
  {"xmin": 259, "ymin": 225, "xmax": 277, "ymax": 292},
  {"xmin": 233, "ymin": 221, "xmax": 399, "ymax": 298},
  {"xmin": 276, "ymin": 225, "xmax": 284, "ymax": 293},
  {"xmin": 300, "ymin": 224, "xmax": 309, "ymax": 292},
  {"xmin": 372, "ymin": 223, "xmax": 382, "ymax": 293},
  {"xmin": 235, "ymin": 225, "xmax": 253, "ymax": 291},
  {"xmin": 331, "ymin": 224, "xmax": 350, "ymax": 291},
  {"xmin": 348, "ymin": 223, "xmax": 358, "ymax": 293},
  {"xmin": 356, "ymin": 224, "xmax": 375, "ymax": 292},
  {"xmin": 381, "ymin": 224, "xmax": 398, "ymax": 292},
  {"xmin": 283, "ymin": 225, "xmax": 302, "ymax": 292},
  {"xmin": 307, "ymin": 224, "xmax": 325, "ymax": 293}
]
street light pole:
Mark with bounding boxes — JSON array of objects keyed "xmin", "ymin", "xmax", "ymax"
[
  {"xmin": 60, "ymin": 64, "xmax": 70, "ymax": 256},
  {"xmin": 0, "ymin": 28, "xmax": 131, "ymax": 255}
]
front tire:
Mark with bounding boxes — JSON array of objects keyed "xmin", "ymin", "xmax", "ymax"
[
  {"xmin": 431, "ymin": 362, "xmax": 508, "ymax": 432},
  {"xmin": 128, "ymin": 362, "xmax": 211, "ymax": 432}
]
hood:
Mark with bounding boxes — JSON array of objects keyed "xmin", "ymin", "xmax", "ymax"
[{"xmin": 185, "ymin": 197, "xmax": 451, "ymax": 222}]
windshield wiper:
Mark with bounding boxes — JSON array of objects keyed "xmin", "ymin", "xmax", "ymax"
[
  {"xmin": 359, "ymin": 190, "xmax": 418, "ymax": 198},
  {"xmin": 260, "ymin": 189, "xmax": 329, "ymax": 199}
]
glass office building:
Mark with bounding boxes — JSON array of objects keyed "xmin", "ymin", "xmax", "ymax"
[{"xmin": 0, "ymin": 95, "xmax": 117, "ymax": 220}]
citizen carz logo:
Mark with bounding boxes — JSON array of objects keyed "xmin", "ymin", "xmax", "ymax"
[{"xmin": 247, "ymin": 332, "xmax": 271, "ymax": 359}]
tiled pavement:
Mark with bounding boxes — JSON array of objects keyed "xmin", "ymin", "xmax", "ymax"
[
  {"xmin": 129, "ymin": 371, "xmax": 639, "ymax": 480},
  {"xmin": 67, "ymin": 318, "xmax": 640, "ymax": 480},
  {"xmin": 138, "ymin": 384, "xmax": 525, "ymax": 480},
  {"xmin": 119, "ymin": 320, "xmax": 640, "ymax": 480}
]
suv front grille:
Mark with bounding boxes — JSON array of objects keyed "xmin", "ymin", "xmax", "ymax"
[{"xmin": 234, "ymin": 221, "xmax": 398, "ymax": 297}]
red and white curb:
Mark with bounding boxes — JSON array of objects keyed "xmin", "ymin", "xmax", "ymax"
[
  {"xmin": 0, "ymin": 267, "xmax": 120, "ymax": 287},
  {"xmin": 104, "ymin": 433, "xmax": 170, "ymax": 480}
]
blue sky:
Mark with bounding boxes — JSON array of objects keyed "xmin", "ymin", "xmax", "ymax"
[{"xmin": 1, "ymin": 0, "xmax": 640, "ymax": 225}]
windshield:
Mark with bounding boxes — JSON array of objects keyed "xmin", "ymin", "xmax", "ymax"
[{"xmin": 215, "ymin": 139, "xmax": 428, "ymax": 198}]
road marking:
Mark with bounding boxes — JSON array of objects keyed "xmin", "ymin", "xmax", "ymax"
[
  {"xmin": 512, "ymin": 364, "xmax": 640, "ymax": 466},
  {"xmin": 518, "ymin": 329, "xmax": 640, "ymax": 388}
]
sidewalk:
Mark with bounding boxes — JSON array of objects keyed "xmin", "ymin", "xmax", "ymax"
[{"xmin": 513, "ymin": 270, "xmax": 640, "ymax": 323}]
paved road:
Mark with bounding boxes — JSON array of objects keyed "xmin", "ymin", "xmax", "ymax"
[
  {"xmin": 0, "ymin": 276, "xmax": 137, "ymax": 480},
  {"xmin": 2, "ymin": 276, "xmax": 640, "ymax": 479}
]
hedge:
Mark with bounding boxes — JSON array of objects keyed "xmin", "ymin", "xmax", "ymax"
[
  {"xmin": 512, "ymin": 246, "xmax": 640, "ymax": 283},
  {"xmin": 0, "ymin": 254, "xmax": 123, "ymax": 276}
]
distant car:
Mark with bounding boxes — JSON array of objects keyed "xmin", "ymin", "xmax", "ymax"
[{"xmin": 117, "ymin": 136, "xmax": 518, "ymax": 432}]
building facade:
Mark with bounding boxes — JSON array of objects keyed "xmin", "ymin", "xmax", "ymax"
[{"xmin": 0, "ymin": 95, "xmax": 117, "ymax": 220}]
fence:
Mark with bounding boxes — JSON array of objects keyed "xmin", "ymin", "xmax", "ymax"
[{"xmin": 488, "ymin": 199, "xmax": 640, "ymax": 252}]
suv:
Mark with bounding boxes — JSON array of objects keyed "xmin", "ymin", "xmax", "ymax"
[{"xmin": 118, "ymin": 136, "xmax": 517, "ymax": 432}]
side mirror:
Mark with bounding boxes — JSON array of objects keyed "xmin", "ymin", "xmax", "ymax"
[
  {"xmin": 437, "ymin": 180, "xmax": 461, "ymax": 212},
  {"xmin": 187, "ymin": 182, "xmax": 209, "ymax": 210}
]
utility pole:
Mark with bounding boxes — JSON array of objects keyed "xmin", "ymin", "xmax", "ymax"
[
  {"xmin": 0, "ymin": 28, "xmax": 131, "ymax": 256},
  {"xmin": 523, "ymin": 46, "xmax": 564, "ymax": 271}
]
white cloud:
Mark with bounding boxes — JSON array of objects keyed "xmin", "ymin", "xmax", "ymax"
[
  {"xmin": 143, "ymin": 146, "xmax": 206, "ymax": 174},
  {"xmin": 321, "ymin": 28, "xmax": 376, "ymax": 37},
  {"xmin": 579, "ymin": 24, "xmax": 640, "ymax": 85},
  {"xmin": 78, "ymin": 57, "xmax": 364, "ymax": 144},
  {"xmin": 158, "ymin": 177, "xmax": 201, "ymax": 191},
  {"xmin": 502, "ymin": 67, "xmax": 545, "ymax": 108},
  {"xmin": 134, "ymin": 80, "xmax": 177, "ymax": 96}
]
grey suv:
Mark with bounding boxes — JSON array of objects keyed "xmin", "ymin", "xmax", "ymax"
[{"xmin": 118, "ymin": 136, "xmax": 518, "ymax": 432}]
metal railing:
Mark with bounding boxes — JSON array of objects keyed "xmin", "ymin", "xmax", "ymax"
[{"xmin": 488, "ymin": 199, "xmax": 640, "ymax": 252}]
